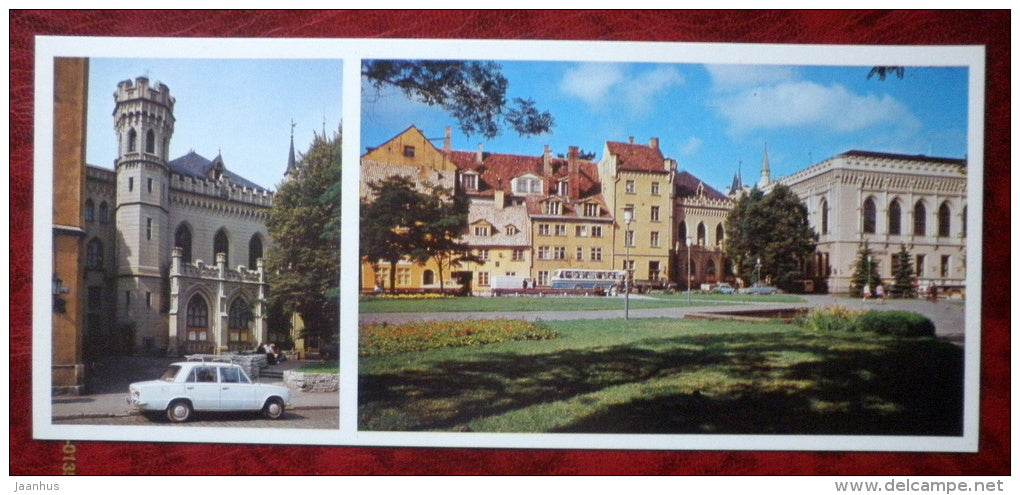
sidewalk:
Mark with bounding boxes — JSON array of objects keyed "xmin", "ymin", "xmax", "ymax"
[{"xmin": 52, "ymin": 356, "xmax": 339, "ymax": 420}]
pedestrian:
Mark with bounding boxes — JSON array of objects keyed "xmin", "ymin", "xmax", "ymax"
[
  {"xmin": 875, "ymin": 283, "xmax": 886, "ymax": 304},
  {"xmin": 265, "ymin": 342, "xmax": 276, "ymax": 365},
  {"xmin": 862, "ymin": 284, "xmax": 871, "ymax": 301}
]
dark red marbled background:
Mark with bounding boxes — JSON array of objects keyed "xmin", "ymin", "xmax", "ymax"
[{"xmin": 9, "ymin": 10, "xmax": 1009, "ymax": 475}]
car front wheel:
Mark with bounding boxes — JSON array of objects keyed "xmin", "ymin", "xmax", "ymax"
[
  {"xmin": 166, "ymin": 400, "xmax": 193, "ymax": 423},
  {"xmin": 263, "ymin": 397, "xmax": 285, "ymax": 419}
]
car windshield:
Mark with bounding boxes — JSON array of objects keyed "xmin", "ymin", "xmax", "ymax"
[{"xmin": 159, "ymin": 365, "xmax": 182, "ymax": 382}]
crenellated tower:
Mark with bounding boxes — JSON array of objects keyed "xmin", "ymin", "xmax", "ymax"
[{"xmin": 112, "ymin": 76, "xmax": 176, "ymax": 352}]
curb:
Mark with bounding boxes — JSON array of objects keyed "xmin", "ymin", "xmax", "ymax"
[{"xmin": 53, "ymin": 404, "xmax": 340, "ymax": 421}]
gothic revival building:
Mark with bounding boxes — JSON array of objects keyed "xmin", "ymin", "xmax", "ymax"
[{"xmin": 82, "ymin": 76, "xmax": 274, "ymax": 358}]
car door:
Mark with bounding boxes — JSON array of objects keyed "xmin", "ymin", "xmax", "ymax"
[
  {"xmin": 218, "ymin": 366, "xmax": 259, "ymax": 410},
  {"xmin": 184, "ymin": 365, "xmax": 221, "ymax": 410}
]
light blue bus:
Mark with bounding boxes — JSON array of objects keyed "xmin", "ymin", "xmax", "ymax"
[{"xmin": 549, "ymin": 269, "xmax": 626, "ymax": 291}]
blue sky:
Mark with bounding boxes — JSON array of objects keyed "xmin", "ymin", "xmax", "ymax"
[
  {"xmin": 361, "ymin": 61, "xmax": 969, "ymax": 193},
  {"xmin": 86, "ymin": 58, "xmax": 343, "ymax": 191}
]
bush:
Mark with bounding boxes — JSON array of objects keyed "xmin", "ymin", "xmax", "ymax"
[
  {"xmin": 360, "ymin": 319, "xmax": 557, "ymax": 356},
  {"xmin": 858, "ymin": 310, "xmax": 936, "ymax": 338},
  {"xmin": 798, "ymin": 305, "xmax": 866, "ymax": 332}
]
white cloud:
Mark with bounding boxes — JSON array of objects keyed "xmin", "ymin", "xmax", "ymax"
[
  {"xmin": 705, "ymin": 65, "xmax": 797, "ymax": 92},
  {"xmin": 678, "ymin": 136, "xmax": 703, "ymax": 156},
  {"xmin": 714, "ymin": 81, "xmax": 921, "ymax": 136},
  {"xmin": 560, "ymin": 63, "xmax": 625, "ymax": 108},
  {"xmin": 560, "ymin": 63, "xmax": 684, "ymax": 117}
]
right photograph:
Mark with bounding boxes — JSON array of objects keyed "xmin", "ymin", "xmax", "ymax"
[{"xmin": 356, "ymin": 59, "xmax": 970, "ymax": 439}]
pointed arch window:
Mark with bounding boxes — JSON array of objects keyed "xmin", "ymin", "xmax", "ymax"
[
  {"xmin": 715, "ymin": 223, "xmax": 724, "ymax": 246},
  {"xmin": 127, "ymin": 129, "xmax": 137, "ymax": 152},
  {"xmin": 86, "ymin": 238, "xmax": 104, "ymax": 269},
  {"xmin": 678, "ymin": 221, "xmax": 687, "ymax": 242},
  {"xmin": 145, "ymin": 129, "xmax": 156, "ymax": 154},
  {"xmin": 820, "ymin": 198, "xmax": 829, "ymax": 235},
  {"xmin": 696, "ymin": 222, "xmax": 706, "ymax": 245},
  {"xmin": 888, "ymin": 200, "xmax": 902, "ymax": 235},
  {"xmin": 862, "ymin": 197, "xmax": 877, "ymax": 234},
  {"xmin": 214, "ymin": 229, "xmax": 229, "ymax": 266},
  {"xmin": 913, "ymin": 201, "xmax": 926, "ymax": 236},
  {"xmin": 248, "ymin": 234, "xmax": 263, "ymax": 270},
  {"xmin": 186, "ymin": 296, "xmax": 209, "ymax": 341},
  {"xmin": 228, "ymin": 298, "xmax": 252, "ymax": 344},
  {"xmin": 937, "ymin": 202, "xmax": 951, "ymax": 237},
  {"xmin": 98, "ymin": 201, "xmax": 109, "ymax": 224},
  {"xmin": 175, "ymin": 224, "xmax": 193, "ymax": 263},
  {"xmin": 84, "ymin": 199, "xmax": 95, "ymax": 223}
]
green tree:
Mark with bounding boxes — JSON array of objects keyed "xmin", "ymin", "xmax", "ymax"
[
  {"xmin": 362, "ymin": 60, "xmax": 554, "ymax": 139},
  {"xmin": 360, "ymin": 176, "xmax": 475, "ymax": 294},
  {"xmin": 849, "ymin": 242, "xmax": 883, "ymax": 297},
  {"xmin": 264, "ymin": 128, "xmax": 341, "ymax": 359},
  {"xmin": 890, "ymin": 244, "xmax": 917, "ymax": 298},
  {"xmin": 867, "ymin": 66, "xmax": 905, "ymax": 81},
  {"xmin": 724, "ymin": 184, "xmax": 818, "ymax": 288}
]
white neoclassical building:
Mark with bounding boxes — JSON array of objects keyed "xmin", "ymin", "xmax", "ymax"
[{"xmin": 768, "ymin": 150, "xmax": 968, "ymax": 293}]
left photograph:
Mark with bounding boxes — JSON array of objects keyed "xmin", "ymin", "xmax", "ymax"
[{"xmin": 49, "ymin": 57, "xmax": 342, "ymax": 430}]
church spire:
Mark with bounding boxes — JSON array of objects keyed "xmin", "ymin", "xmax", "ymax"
[
  {"xmin": 758, "ymin": 142, "xmax": 771, "ymax": 189},
  {"xmin": 285, "ymin": 119, "xmax": 297, "ymax": 177}
]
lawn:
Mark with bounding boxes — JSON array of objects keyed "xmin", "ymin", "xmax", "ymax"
[
  {"xmin": 358, "ymin": 317, "xmax": 963, "ymax": 435},
  {"xmin": 359, "ymin": 292, "xmax": 804, "ymax": 313}
]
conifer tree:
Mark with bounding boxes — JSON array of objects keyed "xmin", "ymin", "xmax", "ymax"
[
  {"xmin": 849, "ymin": 242, "xmax": 883, "ymax": 297},
  {"xmin": 890, "ymin": 244, "xmax": 917, "ymax": 298}
]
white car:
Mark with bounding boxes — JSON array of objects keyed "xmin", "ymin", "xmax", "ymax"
[{"xmin": 127, "ymin": 360, "xmax": 291, "ymax": 422}]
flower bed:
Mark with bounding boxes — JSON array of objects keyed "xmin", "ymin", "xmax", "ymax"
[{"xmin": 359, "ymin": 319, "xmax": 557, "ymax": 356}]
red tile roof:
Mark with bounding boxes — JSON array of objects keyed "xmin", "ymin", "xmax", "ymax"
[{"xmin": 605, "ymin": 141, "xmax": 666, "ymax": 172}]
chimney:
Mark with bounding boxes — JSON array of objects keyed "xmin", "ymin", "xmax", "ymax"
[
  {"xmin": 543, "ymin": 145, "xmax": 553, "ymax": 175},
  {"xmin": 628, "ymin": 136, "xmax": 634, "ymax": 144},
  {"xmin": 443, "ymin": 126, "xmax": 451, "ymax": 152},
  {"xmin": 649, "ymin": 137, "xmax": 659, "ymax": 150},
  {"xmin": 494, "ymin": 178, "xmax": 505, "ymax": 210},
  {"xmin": 476, "ymin": 143, "xmax": 483, "ymax": 164},
  {"xmin": 568, "ymin": 146, "xmax": 580, "ymax": 199}
]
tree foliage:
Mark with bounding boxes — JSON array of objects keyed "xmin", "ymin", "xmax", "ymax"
[
  {"xmin": 264, "ymin": 127, "xmax": 341, "ymax": 357},
  {"xmin": 867, "ymin": 66, "xmax": 905, "ymax": 81},
  {"xmin": 849, "ymin": 242, "xmax": 883, "ymax": 298},
  {"xmin": 360, "ymin": 176, "xmax": 475, "ymax": 294},
  {"xmin": 723, "ymin": 184, "xmax": 818, "ymax": 287},
  {"xmin": 890, "ymin": 244, "xmax": 917, "ymax": 298},
  {"xmin": 362, "ymin": 60, "xmax": 554, "ymax": 139}
]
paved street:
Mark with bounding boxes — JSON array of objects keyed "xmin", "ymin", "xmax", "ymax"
[
  {"xmin": 51, "ymin": 356, "xmax": 339, "ymax": 427},
  {"xmin": 52, "ymin": 407, "xmax": 339, "ymax": 429},
  {"xmin": 360, "ymin": 293, "xmax": 968, "ymax": 342}
]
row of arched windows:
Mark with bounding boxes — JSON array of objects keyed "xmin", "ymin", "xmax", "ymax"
[
  {"xmin": 84, "ymin": 199, "xmax": 109, "ymax": 224},
  {"xmin": 173, "ymin": 223, "xmax": 264, "ymax": 270},
  {"xmin": 125, "ymin": 128, "xmax": 166, "ymax": 157},
  {"xmin": 858, "ymin": 197, "xmax": 961, "ymax": 237},
  {"xmin": 185, "ymin": 294, "xmax": 252, "ymax": 342},
  {"xmin": 678, "ymin": 220, "xmax": 725, "ymax": 247},
  {"xmin": 819, "ymin": 197, "xmax": 964, "ymax": 238}
]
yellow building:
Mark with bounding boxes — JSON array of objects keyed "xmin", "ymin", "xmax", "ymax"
[{"xmin": 597, "ymin": 138, "xmax": 678, "ymax": 288}]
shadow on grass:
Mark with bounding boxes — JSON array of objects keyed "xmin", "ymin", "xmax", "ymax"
[{"xmin": 359, "ymin": 332, "xmax": 963, "ymax": 436}]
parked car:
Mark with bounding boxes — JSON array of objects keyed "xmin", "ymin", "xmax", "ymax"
[
  {"xmin": 714, "ymin": 283, "xmax": 736, "ymax": 294},
  {"xmin": 744, "ymin": 283, "xmax": 778, "ymax": 295},
  {"xmin": 127, "ymin": 359, "xmax": 291, "ymax": 422}
]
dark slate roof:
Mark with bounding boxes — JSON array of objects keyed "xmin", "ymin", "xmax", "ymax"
[
  {"xmin": 839, "ymin": 150, "xmax": 966, "ymax": 167},
  {"xmin": 169, "ymin": 151, "xmax": 270, "ymax": 191},
  {"xmin": 675, "ymin": 170, "xmax": 730, "ymax": 201}
]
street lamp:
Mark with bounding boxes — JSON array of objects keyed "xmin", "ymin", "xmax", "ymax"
[
  {"xmin": 623, "ymin": 206, "xmax": 633, "ymax": 320},
  {"xmin": 866, "ymin": 255, "xmax": 872, "ymax": 295},
  {"xmin": 755, "ymin": 257, "xmax": 762, "ymax": 286},
  {"xmin": 686, "ymin": 236, "xmax": 693, "ymax": 304}
]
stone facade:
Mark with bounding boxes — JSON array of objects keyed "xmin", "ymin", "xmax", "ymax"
[
  {"xmin": 767, "ymin": 150, "xmax": 968, "ymax": 293},
  {"xmin": 82, "ymin": 76, "xmax": 275, "ymax": 358}
]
